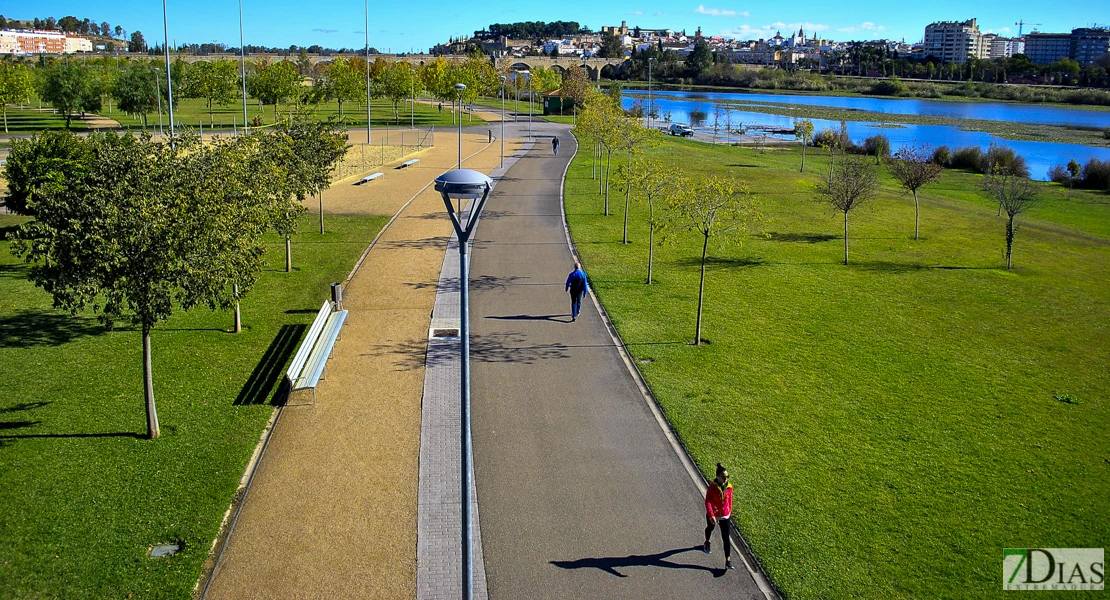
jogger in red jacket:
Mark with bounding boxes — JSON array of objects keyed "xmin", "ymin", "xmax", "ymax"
[{"xmin": 703, "ymin": 462, "xmax": 734, "ymax": 570}]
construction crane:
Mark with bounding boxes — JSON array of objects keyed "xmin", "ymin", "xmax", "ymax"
[{"xmin": 1014, "ymin": 20, "xmax": 1042, "ymax": 37}]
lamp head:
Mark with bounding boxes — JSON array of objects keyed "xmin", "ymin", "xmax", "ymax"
[
  {"xmin": 499, "ymin": 75, "xmax": 507, "ymax": 83},
  {"xmin": 454, "ymin": 83, "xmax": 467, "ymax": 92},
  {"xmin": 435, "ymin": 169, "xmax": 492, "ymax": 199}
]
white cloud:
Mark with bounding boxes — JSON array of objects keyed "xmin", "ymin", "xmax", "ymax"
[
  {"xmin": 629, "ymin": 10, "xmax": 644, "ymax": 15},
  {"xmin": 720, "ymin": 21, "xmax": 828, "ymax": 39},
  {"xmin": 695, "ymin": 5, "xmax": 741, "ymax": 17},
  {"xmin": 312, "ymin": 28, "xmax": 339, "ymax": 34},
  {"xmin": 837, "ymin": 21, "xmax": 885, "ymax": 33},
  {"xmin": 653, "ymin": 11, "xmax": 664, "ymax": 16}
]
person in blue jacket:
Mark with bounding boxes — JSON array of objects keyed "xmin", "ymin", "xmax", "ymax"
[{"xmin": 565, "ymin": 263, "xmax": 588, "ymax": 322}]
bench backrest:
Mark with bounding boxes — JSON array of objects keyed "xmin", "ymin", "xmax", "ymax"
[
  {"xmin": 294, "ymin": 310, "xmax": 348, "ymax": 390},
  {"xmin": 286, "ymin": 301, "xmax": 331, "ymax": 384}
]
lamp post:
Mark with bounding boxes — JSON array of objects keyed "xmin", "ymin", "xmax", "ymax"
[
  {"xmin": 454, "ymin": 83, "xmax": 465, "ymax": 169},
  {"xmin": 648, "ymin": 56, "xmax": 655, "ymax": 130},
  {"xmin": 434, "ymin": 168, "xmax": 493, "ymax": 600},
  {"xmin": 238, "ymin": 0, "xmax": 247, "ymax": 132},
  {"xmin": 365, "ymin": 0, "xmax": 371, "ymax": 144},
  {"xmin": 524, "ymin": 71, "xmax": 532, "ymax": 139},
  {"xmin": 499, "ymin": 75, "xmax": 506, "ymax": 169},
  {"xmin": 410, "ymin": 68, "xmax": 415, "ymax": 130},
  {"xmin": 161, "ymin": 0, "xmax": 175, "ymax": 139}
]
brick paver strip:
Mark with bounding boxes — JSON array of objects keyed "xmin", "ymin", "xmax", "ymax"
[{"xmin": 203, "ymin": 132, "xmax": 521, "ymax": 600}]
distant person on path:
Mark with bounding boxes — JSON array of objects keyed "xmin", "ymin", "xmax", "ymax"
[
  {"xmin": 552, "ymin": 137, "xmax": 560, "ymax": 156},
  {"xmin": 564, "ymin": 263, "xmax": 588, "ymax": 322},
  {"xmin": 703, "ymin": 463, "xmax": 734, "ymax": 570},
  {"xmin": 438, "ymin": 103, "xmax": 443, "ymax": 113}
]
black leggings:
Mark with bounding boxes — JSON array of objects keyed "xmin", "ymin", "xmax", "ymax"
[{"xmin": 705, "ymin": 516, "xmax": 731, "ymax": 558}]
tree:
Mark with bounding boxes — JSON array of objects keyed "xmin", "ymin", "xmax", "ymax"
[
  {"xmin": 101, "ymin": 21, "xmax": 110, "ymax": 37},
  {"xmin": 376, "ymin": 60, "xmax": 415, "ymax": 123},
  {"xmin": 2, "ymin": 130, "xmax": 91, "ymax": 215},
  {"xmin": 686, "ymin": 39, "xmax": 713, "ymax": 77},
  {"xmin": 40, "ymin": 65, "xmax": 103, "ymax": 129},
  {"xmin": 634, "ymin": 159, "xmax": 681, "ymax": 284},
  {"xmin": 670, "ymin": 176, "xmax": 763, "ymax": 345},
  {"xmin": 114, "ymin": 25, "xmax": 123, "ymax": 39},
  {"xmin": 58, "ymin": 15, "xmax": 80, "ymax": 32},
  {"xmin": 561, "ymin": 64, "xmax": 590, "ymax": 113},
  {"xmin": 0, "ymin": 63, "xmax": 34, "ymax": 133},
  {"xmin": 247, "ymin": 60, "xmax": 301, "ymax": 121},
  {"xmin": 319, "ymin": 57, "xmax": 363, "ymax": 121},
  {"xmin": 794, "ymin": 120, "xmax": 814, "ymax": 172},
  {"xmin": 888, "ymin": 144, "xmax": 944, "ymax": 240},
  {"xmin": 983, "ymin": 168, "xmax": 1039, "ymax": 270},
  {"xmin": 129, "ymin": 31, "xmax": 147, "ymax": 53},
  {"xmin": 615, "ymin": 118, "xmax": 655, "ymax": 243},
  {"xmin": 8, "ymin": 131, "xmax": 286, "ymax": 438},
  {"xmin": 599, "ymin": 32, "xmax": 623, "ymax": 58},
  {"xmin": 817, "ymin": 155, "xmax": 879, "ymax": 265},
  {"xmin": 182, "ymin": 60, "xmax": 239, "ymax": 126},
  {"xmin": 113, "ymin": 66, "xmax": 159, "ymax": 127}
]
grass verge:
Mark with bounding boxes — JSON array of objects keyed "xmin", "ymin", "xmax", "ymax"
[
  {"xmin": 565, "ymin": 135, "xmax": 1109, "ymax": 599},
  {"xmin": 0, "ymin": 212, "xmax": 388, "ymax": 599}
]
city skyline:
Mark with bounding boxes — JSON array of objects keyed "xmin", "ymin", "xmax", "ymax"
[{"xmin": 9, "ymin": 1, "xmax": 1102, "ymax": 53}]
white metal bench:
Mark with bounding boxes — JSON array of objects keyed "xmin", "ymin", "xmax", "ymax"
[
  {"xmin": 399, "ymin": 159, "xmax": 420, "ymax": 168},
  {"xmin": 285, "ymin": 301, "xmax": 348, "ymax": 404},
  {"xmin": 358, "ymin": 172, "xmax": 384, "ymax": 185}
]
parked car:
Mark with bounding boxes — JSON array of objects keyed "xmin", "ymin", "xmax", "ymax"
[{"xmin": 668, "ymin": 124, "xmax": 695, "ymax": 137}]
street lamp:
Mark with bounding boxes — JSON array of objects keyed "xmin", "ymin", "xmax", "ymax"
[
  {"xmin": 648, "ymin": 57, "xmax": 655, "ymax": 130},
  {"xmin": 365, "ymin": 0, "xmax": 371, "ymax": 144},
  {"xmin": 523, "ymin": 71, "xmax": 532, "ymax": 139},
  {"xmin": 434, "ymin": 168, "xmax": 493, "ymax": 600},
  {"xmin": 238, "ymin": 0, "xmax": 247, "ymax": 132},
  {"xmin": 410, "ymin": 68, "xmax": 415, "ymax": 130},
  {"xmin": 499, "ymin": 75, "xmax": 506, "ymax": 169},
  {"xmin": 161, "ymin": 0, "xmax": 175, "ymax": 139},
  {"xmin": 454, "ymin": 83, "xmax": 466, "ymax": 169}
]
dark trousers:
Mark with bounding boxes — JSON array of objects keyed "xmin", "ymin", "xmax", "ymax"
[
  {"xmin": 705, "ymin": 516, "xmax": 731, "ymax": 558},
  {"xmin": 569, "ymin": 291, "xmax": 584, "ymax": 318}
]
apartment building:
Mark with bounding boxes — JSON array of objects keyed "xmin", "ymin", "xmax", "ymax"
[
  {"xmin": 1071, "ymin": 28, "xmax": 1109, "ymax": 66},
  {"xmin": 1025, "ymin": 32, "xmax": 1074, "ymax": 64},
  {"xmin": 982, "ymin": 34, "xmax": 1024, "ymax": 59},
  {"xmin": 0, "ymin": 29, "xmax": 92, "ymax": 54},
  {"xmin": 923, "ymin": 19, "xmax": 986, "ymax": 63}
]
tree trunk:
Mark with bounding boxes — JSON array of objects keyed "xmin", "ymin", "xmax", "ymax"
[
  {"xmin": 695, "ymin": 233, "xmax": 708, "ymax": 345},
  {"xmin": 338, "ymin": 99, "xmax": 344, "ymax": 121},
  {"xmin": 604, "ymin": 150, "xmax": 612, "ymax": 216},
  {"xmin": 3, "ymin": 108, "xmax": 6, "ymax": 133},
  {"xmin": 622, "ymin": 148, "xmax": 631, "ymax": 243},
  {"xmin": 233, "ymin": 283, "xmax": 242, "ymax": 333},
  {"xmin": 142, "ymin": 324, "xmax": 160, "ymax": 439},
  {"xmin": 285, "ymin": 234, "xmax": 292, "ymax": 272},
  {"xmin": 800, "ymin": 138, "xmax": 806, "ymax": 172},
  {"xmin": 1005, "ymin": 215, "xmax": 1015, "ymax": 270},
  {"xmin": 913, "ymin": 189, "xmax": 920, "ymax": 240},
  {"xmin": 647, "ymin": 207, "xmax": 655, "ymax": 284},
  {"xmin": 843, "ymin": 211, "xmax": 850, "ymax": 265},
  {"xmin": 319, "ymin": 192, "xmax": 324, "ymax": 234}
]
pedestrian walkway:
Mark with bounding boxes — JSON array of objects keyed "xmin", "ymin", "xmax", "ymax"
[
  {"xmin": 202, "ymin": 132, "xmax": 523, "ymax": 600},
  {"xmin": 467, "ymin": 120, "xmax": 771, "ymax": 598}
]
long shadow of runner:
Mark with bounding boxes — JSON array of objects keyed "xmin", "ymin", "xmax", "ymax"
[{"xmin": 551, "ymin": 546, "xmax": 724, "ymax": 578}]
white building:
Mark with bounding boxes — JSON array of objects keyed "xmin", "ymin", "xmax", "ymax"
[
  {"xmin": 64, "ymin": 35, "xmax": 93, "ymax": 53},
  {"xmin": 923, "ymin": 18, "xmax": 986, "ymax": 63}
]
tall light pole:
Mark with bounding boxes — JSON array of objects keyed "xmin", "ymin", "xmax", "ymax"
[
  {"xmin": 238, "ymin": 0, "xmax": 247, "ymax": 132},
  {"xmin": 455, "ymin": 83, "xmax": 465, "ymax": 169},
  {"xmin": 648, "ymin": 56, "xmax": 655, "ymax": 130},
  {"xmin": 499, "ymin": 75, "xmax": 506, "ymax": 169},
  {"xmin": 161, "ymin": 0, "xmax": 175, "ymax": 139},
  {"xmin": 410, "ymin": 68, "xmax": 415, "ymax": 130},
  {"xmin": 524, "ymin": 71, "xmax": 532, "ymax": 139},
  {"xmin": 365, "ymin": 0, "xmax": 371, "ymax": 144},
  {"xmin": 434, "ymin": 169, "xmax": 493, "ymax": 600}
]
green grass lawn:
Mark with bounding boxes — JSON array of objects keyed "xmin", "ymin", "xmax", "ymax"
[
  {"xmin": 0, "ymin": 107, "xmax": 90, "ymax": 134},
  {"xmin": 0, "ymin": 212, "xmax": 388, "ymax": 598},
  {"xmin": 565, "ymin": 137, "xmax": 1109, "ymax": 599}
]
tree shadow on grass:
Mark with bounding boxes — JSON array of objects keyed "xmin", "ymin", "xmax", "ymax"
[
  {"xmin": 363, "ymin": 332, "xmax": 571, "ymax": 371},
  {"xmin": 765, "ymin": 231, "xmax": 838, "ymax": 243},
  {"xmin": 0, "ymin": 263, "xmax": 29, "ymax": 279},
  {"xmin": 0, "ymin": 401, "xmax": 51, "ymax": 413},
  {"xmin": 0, "ymin": 310, "xmax": 107, "ymax": 348},
  {"xmin": 234, "ymin": 323, "xmax": 306, "ymax": 406},
  {"xmin": 551, "ymin": 546, "xmax": 724, "ymax": 578},
  {"xmin": 673, "ymin": 257, "xmax": 764, "ymax": 270}
]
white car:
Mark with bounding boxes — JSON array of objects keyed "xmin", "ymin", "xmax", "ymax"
[{"xmin": 668, "ymin": 124, "xmax": 695, "ymax": 137}]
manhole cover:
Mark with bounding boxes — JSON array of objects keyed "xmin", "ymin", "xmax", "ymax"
[{"xmin": 149, "ymin": 543, "xmax": 181, "ymax": 557}]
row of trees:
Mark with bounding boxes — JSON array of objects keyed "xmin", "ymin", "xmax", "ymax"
[
  {"xmin": 4, "ymin": 118, "xmax": 348, "ymax": 439},
  {"xmin": 7, "ymin": 52, "xmax": 581, "ymax": 131},
  {"xmin": 1, "ymin": 14, "xmax": 125, "ymax": 39}
]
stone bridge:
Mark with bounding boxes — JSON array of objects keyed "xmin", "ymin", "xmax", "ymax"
[{"xmin": 146, "ymin": 53, "xmax": 628, "ymax": 80}]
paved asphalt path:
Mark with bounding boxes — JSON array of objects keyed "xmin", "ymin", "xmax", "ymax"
[{"xmin": 467, "ymin": 119, "xmax": 765, "ymax": 598}]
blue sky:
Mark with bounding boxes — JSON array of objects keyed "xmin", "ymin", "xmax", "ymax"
[{"xmin": 7, "ymin": 1, "xmax": 1101, "ymax": 52}]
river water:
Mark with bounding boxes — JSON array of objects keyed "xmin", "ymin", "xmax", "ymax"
[{"xmin": 622, "ymin": 90, "xmax": 1110, "ymax": 180}]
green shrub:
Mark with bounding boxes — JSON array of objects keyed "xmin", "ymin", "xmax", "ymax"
[
  {"xmin": 862, "ymin": 134, "xmax": 892, "ymax": 159},
  {"xmin": 870, "ymin": 76, "xmax": 908, "ymax": 96},
  {"xmin": 1080, "ymin": 158, "xmax": 1110, "ymax": 190},
  {"xmin": 931, "ymin": 145, "xmax": 951, "ymax": 166},
  {"xmin": 950, "ymin": 146, "xmax": 983, "ymax": 171},
  {"xmin": 982, "ymin": 143, "xmax": 1030, "ymax": 177}
]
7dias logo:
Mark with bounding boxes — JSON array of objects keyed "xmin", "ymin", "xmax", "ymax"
[{"xmin": 1003, "ymin": 548, "xmax": 1104, "ymax": 591}]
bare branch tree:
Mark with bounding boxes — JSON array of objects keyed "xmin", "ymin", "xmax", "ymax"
[
  {"xmin": 817, "ymin": 155, "xmax": 879, "ymax": 265},
  {"xmin": 983, "ymin": 168, "xmax": 1039, "ymax": 270},
  {"xmin": 888, "ymin": 144, "xmax": 944, "ymax": 240}
]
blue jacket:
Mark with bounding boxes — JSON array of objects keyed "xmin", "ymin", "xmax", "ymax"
[{"xmin": 565, "ymin": 269, "xmax": 588, "ymax": 295}]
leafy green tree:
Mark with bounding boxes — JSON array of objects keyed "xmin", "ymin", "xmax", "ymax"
[
  {"xmin": 377, "ymin": 60, "xmax": 415, "ymax": 123},
  {"xmin": 247, "ymin": 60, "xmax": 301, "ymax": 122},
  {"xmin": 3, "ymin": 131, "xmax": 91, "ymax": 215},
  {"xmin": 113, "ymin": 66, "xmax": 158, "ymax": 127},
  {"xmin": 599, "ymin": 32, "xmax": 623, "ymax": 58},
  {"xmin": 319, "ymin": 57, "xmax": 364, "ymax": 121},
  {"xmin": 40, "ymin": 64, "xmax": 103, "ymax": 129},
  {"xmin": 560, "ymin": 64, "xmax": 590, "ymax": 113},
  {"xmin": 0, "ymin": 62, "xmax": 34, "ymax": 133},
  {"xmin": 634, "ymin": 159, "xmax": 681, "ymax": 283},
  {"xmin": 794, "ymin": 119, "xmax": 814, "ymax": 172},
  {"xmin": 8, "ymin": 132, "xmax": 286, "ymax": 438},
  {"xmin": 888, "ymin": 144, "xmax": 944, "ymax": 240},
  {"xmin": 615, "ymin": 118, "xmax": 655, "ymax": 243},
  {"xmin": 685, "ymin": 39, "xmax": 713, "ymax": 77},
  {"xmin": 669, "ymin": 176, "xmax": 763, "ymax": 345},
  {"xmin": 183, "ymin": 60, "xmax": 240, "ymax": 126},
  {"xmin": 128, "ymin": 30, "xmax": 146, "ymax": 53},
  {"xmin": 817, "ymin": 155, "xmax": 879, "ymax": 265}
]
